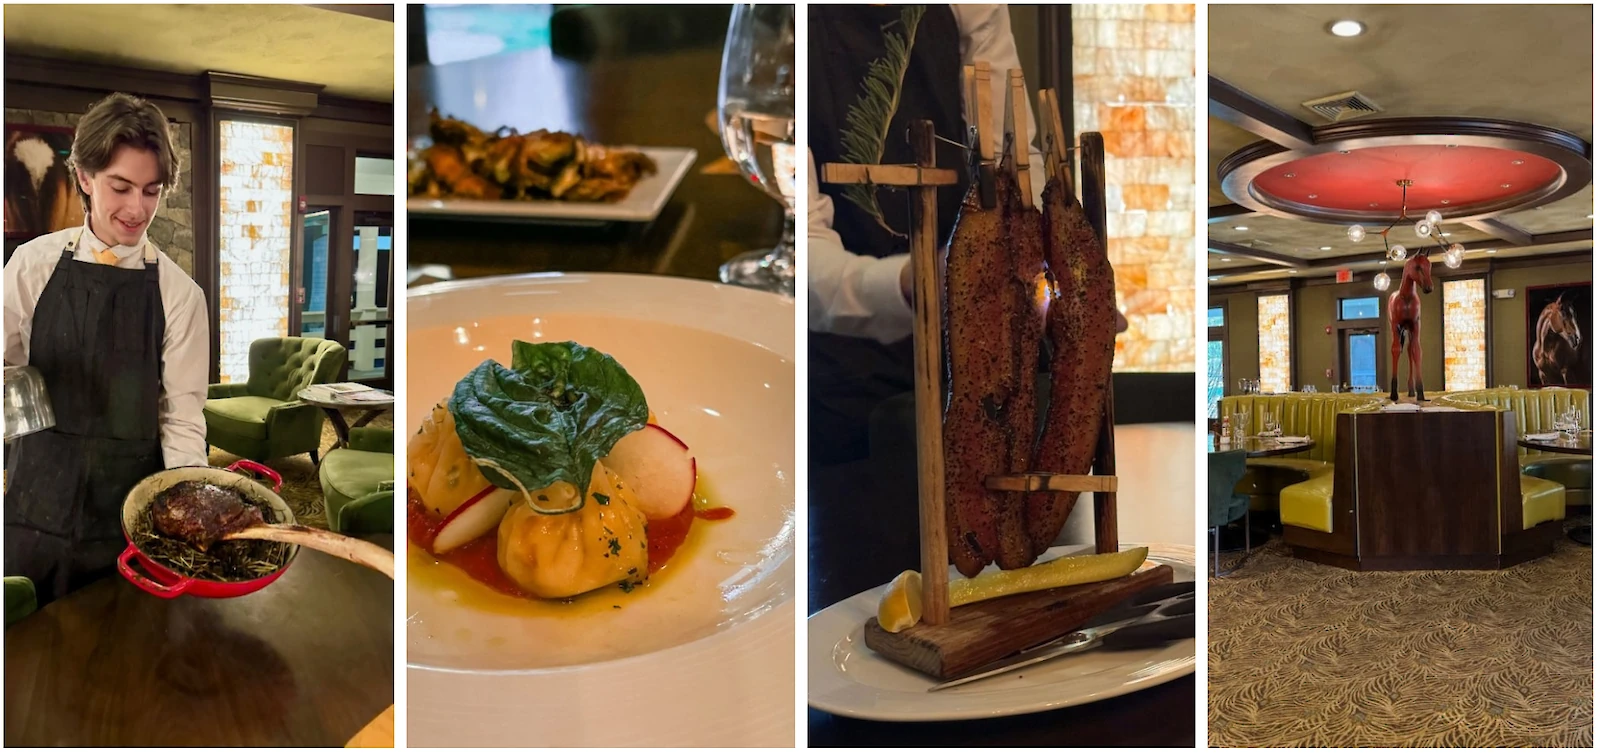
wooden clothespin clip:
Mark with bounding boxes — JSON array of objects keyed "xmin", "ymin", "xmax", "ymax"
[
  {"xmin": 969, "ymin": 61, "xmax": 997, "ymax": 209},
  {"xmin": 1005, "ymin": 69, "xmax": 1032, "ymax": 208},
  {"xmin": 1036, "ymin": 88, "xmax": 1074, "ymax": 196}
]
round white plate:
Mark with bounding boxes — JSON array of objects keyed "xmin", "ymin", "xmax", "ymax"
[
  {"xmin": 406, "ymin": 272, "xmax": 795, "ymax": 746},
  {"xmin": 807, "ymin": 543, "xmax": 1195, "ymax": 722}
]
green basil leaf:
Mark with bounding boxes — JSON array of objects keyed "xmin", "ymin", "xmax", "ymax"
[{"xmin": 448, "ymin": 340, "xmax": 648, "ymax": 505}]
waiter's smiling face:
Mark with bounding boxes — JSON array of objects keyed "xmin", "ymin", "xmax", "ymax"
[{"xmin": 78, "ymin": 144, "xmax": 163, "ymax": 247}]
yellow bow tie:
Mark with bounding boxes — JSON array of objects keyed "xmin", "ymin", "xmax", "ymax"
[{"xmin": 92, "ymin": 247, "xmax": 119, "ymax": 265}]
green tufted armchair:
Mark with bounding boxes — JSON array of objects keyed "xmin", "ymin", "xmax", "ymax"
[
  {"xmin": 319, "ymin": 426, "xmax": 395, "ymax": 533},
  {"xmin": 205, "ymin": 337, "xmax": 348, "ymax": 463}
]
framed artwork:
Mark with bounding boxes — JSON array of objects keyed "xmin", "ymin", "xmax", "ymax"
[
  {"xmin": 1526, "ymin": 281, "xmax": 1591, "ymax": 388},
  {"xmin": 5, "ymin": 124, "xmax": 82, "ymax": 239}
]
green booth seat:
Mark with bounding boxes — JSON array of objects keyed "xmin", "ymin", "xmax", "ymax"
[
  {"xmin": 5, "ymin": 576, "xmax": 36, "ymax": 628},
  {"xmin": 1445, "ymin": 387, "xmax": 1592, "ymax": 507},
  {"xmin": 1279, "ymin": 472, "xmax": 1564, "ymax": 535},
  {"xmin": 1219, "ymin": 394, "xmax": 1383, "ymax": 513},
  {"xmin": 205, "ymin": 337, "xmax": 348, "ymax": 463},
  {"xmin": 320, "ymin": 426, "xmax": 395, "ymax": 534}
]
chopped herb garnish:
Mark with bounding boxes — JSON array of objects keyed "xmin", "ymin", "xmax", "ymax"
[
  {"xmin": 593, "ymin": 492, "xmax": 610, "ymax": 506},
  {"xmin": 607, "ymin": 538, "xmax": 621, "ymax": 556},
  {"xmin": 538, "ymin": 494, "xmax": 548, "ymax": 502},
  {"xmin": 618, "ymin": 580, "xmax": 636, "ymax": 593}
]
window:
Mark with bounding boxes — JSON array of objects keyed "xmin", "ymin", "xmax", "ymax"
[
  {"xmin": 1206, "ymin": 304, "xmax": 1227, "ymax": 418},
  {"xmin": 1339, "ymin": 296, "xmax": 1381, "ymax": 320},
  {"xmin": 1206, "ymin": 306, "xmax": 1225, "ymax": 327},
  {"xmin": 1257, "ymin": 294, "xmax": 1290, "ymax": 394},
  {"xmin": 354, "ymin": 156, "xmax": 395, "ymax": 196},
  {"xmin": 1443, "ymin": 278, "xmax": 1487, "ymax": 391}
]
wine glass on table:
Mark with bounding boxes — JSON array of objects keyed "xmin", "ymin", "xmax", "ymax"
[{"xmin": 716, "ymin": 3, "xmax": 796, "ymax": 296}]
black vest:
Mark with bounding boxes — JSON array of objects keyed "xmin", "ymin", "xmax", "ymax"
[{"xmin": 809, "ymin": 5, "xmax": 971, "ymax": 465}]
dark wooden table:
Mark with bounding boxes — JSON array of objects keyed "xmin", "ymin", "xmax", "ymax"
[
  {"xmin": 1208, "ymin": 436, "xmax": 1316, "ymax": 458},
  {"xmin": 298, "ymin": 388, "xmax": 394, "ymax": 449},
  {"xmin": 1517, "ymin": 435, "xmax": 1593, "ymax": 455},
  {"xmin": 5, "ymin": 536, "xmax": 394, "ymax": 747},
  {"xmin": 808, "ymin": 456, "xmax": 1195, "ymax": 747},
  {"xmin": 407, "ymin": 23, "xmax": 783, "ymax": 284}
]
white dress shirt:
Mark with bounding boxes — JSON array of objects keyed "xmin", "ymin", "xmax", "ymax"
[
  {"xmin": 4, "ymin": 220, "xmax": 211, "ymax": 469},
  {"xmin": 809, "ymin": 4, "xmax": 1048, "ymax": 343}
]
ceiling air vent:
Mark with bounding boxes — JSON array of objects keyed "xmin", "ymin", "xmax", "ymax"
[{"xmin": 1301, "ymin": 91, "xmax": 1384, "ymax": 122}]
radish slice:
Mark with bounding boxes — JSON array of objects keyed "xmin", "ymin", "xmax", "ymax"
[
  {"xmin": 434, "ymin": 485, "xmax": 516, "ymax": 553},
  {"xmin": 602, "ymin": 424, "xmax": 697, "ymax": 519}
]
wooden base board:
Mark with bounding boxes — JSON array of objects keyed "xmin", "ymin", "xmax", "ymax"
[
  {"xmin": 1290, "ymin": 522, "xmax": 1561, "ymax": 572},
  {"xmin": 862, "ymin": 564, "xmax": 1175, "ymax": 680}
]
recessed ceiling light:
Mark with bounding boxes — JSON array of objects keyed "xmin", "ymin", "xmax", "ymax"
[
  {"xmin": 1445, "ymin": 144, "xmax": 1458, "ymax": 149},
  {"xmin": 1588, "ymin": 214, "xmax": 1594, "ymax": 219},
  {"xmin": 1283, "ymin": 172, "xmax": 1296, "ymax": 178},
  {"xmin": 1486, "ymin": 249, "xmax": 1498, "ymax": 255},
  {"xmin": 1369, "ymin": 202, "xmax": 1380, "ymax": 208},
  {"xmin": 1221, "ymin": 257, "xmax": 1232, "ymax": 262},
  {"xmin": 1512, "ymin": 159, "xmax": 1525, "ymax": 165},
  {"xmin": 1308, "ymin": 194, "xmax": 1319, "ymax": 199},
  {"xmin": 1440, "ymin": 232, "xmax": 1451, "ymax": 237},
  {"xmin": 1209, "ymin": 275, "xmax": 1222, "ymax": 281},
  {"xmin": 1339, "ymin": 150, "xmax": 1351, "ymax": 155},
  {"xmin": 1440, "ymin": 199, "xmax": 1451, "ymax": 205},
  {"xmin": 1500, "ymin": 183, "xmax": 1511, "ymax": 189},
  {"xmin": 1289, "ymin": 270, "xmax": 1299, "ymax": 274},
  {"xmin": 1233, "ymin": 225, "xmax": 1249, "ymax": 231},
  {"xmin": 1328, "ymin": 20, "xmax": 1365, "ymax": 37},
  {"xmin": 1319, "ymin": 246, "xmax": 1332, "ymax": 251}
]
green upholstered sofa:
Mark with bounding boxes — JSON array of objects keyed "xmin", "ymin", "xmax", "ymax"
[
  {"xmin": 1218, "ymin": 394, "xmax": 1382, "ymax": 512},
  {"xmin": 319, "ymin": 426, "xmax": 395, "ymax": 534},
  {"xmin": 205, "ymin": 338, "xmax": 348, "ymax": 463},
  {"xmin": 1444, "ymin": 387, "xmax": 1590, "ymax": 507},
  {"xmin": 1276, "ymin": 399, "xmax": 1566, "ymax": 535},
  {"xmin": 4, "ymin": 576, "xmax": 35, "ymax": 628}
]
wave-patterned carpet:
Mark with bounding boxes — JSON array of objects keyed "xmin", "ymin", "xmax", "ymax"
[
  {"xmin": 1208, "ymin": 518, "xmax": 1593, "ymax": 748},
  {"xmin": 207, "ymin": 415, "xmax": 394, "ymax": 532}
]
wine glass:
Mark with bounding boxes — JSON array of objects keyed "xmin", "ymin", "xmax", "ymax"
[{"xmin": 716, "ymin": 4, "xmax": 796, "ymax": 296}]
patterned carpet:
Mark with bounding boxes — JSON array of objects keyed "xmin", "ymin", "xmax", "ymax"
[
  {"xmin": 206, "ymin": 414, "xmax": 394, "ymax": 532},
  {"xmin": 1208, "ymin": 519, "xmax": 1593, "ymax": 748}
]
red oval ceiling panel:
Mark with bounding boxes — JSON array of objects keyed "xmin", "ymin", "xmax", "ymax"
[{"xmin": 1250, "ymin": 145, "xmax": 1564, "ymax": 213}]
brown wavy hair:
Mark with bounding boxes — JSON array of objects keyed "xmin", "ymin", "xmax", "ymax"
[{"xmin": 68, "ymin": 93, "xmax": 179, "ymax": 211}]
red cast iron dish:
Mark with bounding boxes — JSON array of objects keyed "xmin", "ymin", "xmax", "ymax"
[{"xmin": 118, "ymin": 460, "xmax": 300, "ymax": 599}]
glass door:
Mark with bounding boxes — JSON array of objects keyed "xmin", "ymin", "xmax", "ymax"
[
  {"xmin": 299, "ymin": 209, "xmax": 332, "ymax": 339},
  {"xmin": 1343, "ymin": 328, "xmax": 1381, "ymax": 391},
  {"xmin": 348, "ymin": 211, "xmax": 393, "ymax": 387}
]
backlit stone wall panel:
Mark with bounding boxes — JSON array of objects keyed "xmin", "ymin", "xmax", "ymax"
[
  {"xmin": 1071, "ymin": 3, "xmax": 1195, "ymax": 373},
  {"xmin": 218, "ymin": 120, "xmax": 294, "ymax": 384}
]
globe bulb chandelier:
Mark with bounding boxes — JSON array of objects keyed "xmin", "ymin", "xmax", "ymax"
[{"xmin": 1346, "ymin": 179, "xmax": 1460, "ymax": 290}]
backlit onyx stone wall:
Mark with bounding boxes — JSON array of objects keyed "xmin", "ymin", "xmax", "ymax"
[
  {"xmin": 217, "ymin": 119, "xmax": 294, "ymax": 384},
  {"xmin": 1070, "ymin": 4, "xmax": 1196, "ymax": 374}
]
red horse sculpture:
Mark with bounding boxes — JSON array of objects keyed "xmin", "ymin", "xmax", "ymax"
[{"xmin": 1388, "ymin": 253, "xmax": 1434, "ymax": 402}]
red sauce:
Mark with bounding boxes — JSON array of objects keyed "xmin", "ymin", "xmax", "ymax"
[{"xmin": 406, "ymin": 487, "xmax": 733, "ymax": 598}]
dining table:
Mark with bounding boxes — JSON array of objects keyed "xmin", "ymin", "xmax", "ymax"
[
  {"xmin": 4, "ymin": 536, "xmax": 395, "ymax": 747},
  {"xmin": 809, "ymin": 420, "xmax": 1195, "ymax": 747},
  {"xmin": 406, "ymin": 7, "xmax": 784, "ymax": 286}
]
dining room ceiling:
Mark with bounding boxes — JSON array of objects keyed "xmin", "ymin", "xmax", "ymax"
[
  {"xmin": 1209, "ymin": 4, "xmax": 1593, "ymax": 283},
  {"xmin": 4, "ymin": 4, "xmax": 395, "ymax": 102}
]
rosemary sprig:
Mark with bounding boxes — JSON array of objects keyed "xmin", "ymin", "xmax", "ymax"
[{"xmin": 839, "ymin": 5, "xmax": 926, "ymax": 240}]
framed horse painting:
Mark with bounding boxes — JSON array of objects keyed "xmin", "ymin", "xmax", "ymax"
[
  {"xmin": 1526, "ymin": 281, "xmax": 1591, "ymax": 388},
  {"xmin": 3, "ymin": 123, "xmax": 82, "ymax": 239}
]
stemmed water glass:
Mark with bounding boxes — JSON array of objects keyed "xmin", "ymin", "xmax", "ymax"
[{"xmin": 716, "ymin": 4, "xmax": 796, "ymax": 296}]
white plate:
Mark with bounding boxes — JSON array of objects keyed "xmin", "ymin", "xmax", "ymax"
[
  {"xmin": 406, "ymin": 272, "xmax": 795, "ymax": 746},
  {"xmin": 807, "ymin": 543, "xmax": 1195, "ymax": 722},
  {"xmin": 407, "ymin": 147, "xmax": 697, "ymax": 223}
]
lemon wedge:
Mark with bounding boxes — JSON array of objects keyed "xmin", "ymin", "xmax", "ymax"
[{"xmin": 875, "ymin": 548, "xmax": 1149, "ymax": 633}]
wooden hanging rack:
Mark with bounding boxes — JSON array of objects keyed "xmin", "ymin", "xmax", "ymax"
[{"xmin": 820, "ymin": 63, "xmax": 1119, "ymax": 628}]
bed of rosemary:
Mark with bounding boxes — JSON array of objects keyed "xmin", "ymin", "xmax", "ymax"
[{"xmin": 133, "ymin": 491, "xmax": 292, "ymax": 582}]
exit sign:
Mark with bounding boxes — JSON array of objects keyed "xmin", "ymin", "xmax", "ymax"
[{"xmin": 1336, "ymin": 269, "xmax": 1353, "ymax": 284}]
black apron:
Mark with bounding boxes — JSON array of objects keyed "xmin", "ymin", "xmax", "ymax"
[
  {"xmin": 809, "ymin": 5, "xmax": 970, "ymax": 466},
  {"xmin": 5, "ymin": 232, "xmax": 167, "ymax": 607}
]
